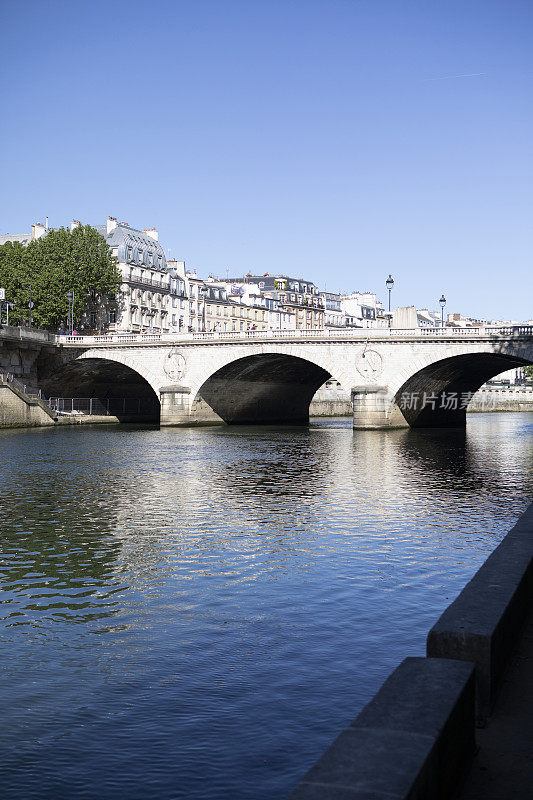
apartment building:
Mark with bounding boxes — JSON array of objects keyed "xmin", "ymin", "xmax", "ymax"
[{"xmin": 227, "ymin": 274, "xmax": 324, "ymax": 329}]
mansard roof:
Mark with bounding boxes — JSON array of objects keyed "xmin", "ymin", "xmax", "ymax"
[{"xmin": 104, "ymin": 224, "xmax": 167, "ymax": 271}]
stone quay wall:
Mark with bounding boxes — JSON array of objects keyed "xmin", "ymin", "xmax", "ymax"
[
  {"xmin": 309, "ymin": 384, "xmax": 533, "ymax": 417},
  {"xmin": 468, "ymin": 387, "xmax": 533, "ymax": 413},
  {"xmin": 309, "ymin": 384, "xmax": 352, "ymax": 416},
  {"xmin": 287, "ymin": 502, "xmax": 533, "ymax": 799},
  {"xmin": 0, "ymin": 381, "xmax": 56, "ymax": 428}
]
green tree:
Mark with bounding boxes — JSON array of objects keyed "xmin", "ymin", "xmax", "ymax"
[
  {"xmin": 0, "ymin": 225, "xmax": 120, "ymax": 330},
  {"xmin": 0, "ymin": 241, "xmax": 27, "ymax": 323},
  {"xmin": 524, "ymin": 365, "xmax": 533, "ymax": 381}
]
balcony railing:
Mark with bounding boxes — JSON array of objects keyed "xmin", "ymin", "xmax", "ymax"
[{"xmin": 129, "ymin": 276, "xmax": 171, "ymax": 289}]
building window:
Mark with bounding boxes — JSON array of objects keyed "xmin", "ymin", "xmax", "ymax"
[
  {"xmin": 109, "ymin": 310, "xmax": 116, "ymax": 324},
  {"xmin": 89, "ymin": 312, "xmax": 97, "ymax": 327}
]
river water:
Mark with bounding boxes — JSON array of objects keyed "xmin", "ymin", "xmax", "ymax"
[{"xmin": 1, "ymin": 413, "xmax": 532, "ymax": 800}]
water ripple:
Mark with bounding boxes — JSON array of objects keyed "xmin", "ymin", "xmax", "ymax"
[{"xmin": 0, "ymin": 414, "xmax": 532, "ymax": 799}]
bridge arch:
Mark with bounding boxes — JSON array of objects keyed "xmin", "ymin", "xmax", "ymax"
[
  {"xmin": 74, "ymin": 349, "xmax": 163, "ymax": 396},
  {"xmin": 194, "ymin": 352, "xmax": 332, "ymax": 424},
  {"xmin": 392, "ymin": 347, "xmax": 532, "ymax": 427},
  {"xmin": 39, "ymin": 350, "xmax": 161, "ymax": 422}
]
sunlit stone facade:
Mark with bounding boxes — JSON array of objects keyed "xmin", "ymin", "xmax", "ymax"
[{"xmin": 83, "ymin": 218, "xmax": 189, "ymax": 334}]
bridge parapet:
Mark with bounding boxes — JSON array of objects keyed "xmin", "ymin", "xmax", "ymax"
[
  {"xmin": 1, "ymin": 325, "xmax": 54, "ymax": 345},
  {"xmin": 56, "ymin": 325, "xmax": 533, "ymax": 348}
]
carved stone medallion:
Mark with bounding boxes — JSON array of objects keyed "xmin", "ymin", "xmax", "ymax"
[
  {"xmin": 356, "ymin": 348, "xmax": 383, "ymax": 381},
  {"xmin": 163, "ymin": 349, "xmax": 187, "ymax": 382}
]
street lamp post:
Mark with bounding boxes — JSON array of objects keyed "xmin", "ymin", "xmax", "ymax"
[
  {"xmin": 385, "ymin": 274, "xmax": 394, "ymax": 327},
  {"xmin": 439, "ymin": 294, "xmax": 446, "ymax": 328},
  {"xmin": 65, "ymin": 290, "xmax": 75, "ymax": 334},
  {"xmin": 201, "ymin": 287, "xmax": 208, "ymax": 332}
]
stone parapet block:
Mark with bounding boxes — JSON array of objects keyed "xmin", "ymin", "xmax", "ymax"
[
  {"xmin": 287, "ymin": 656, "xmax": 475, "ymax": 799},
  {"xmin": 427, "ymin": 502, "xmax": 533, "ymax": 723}
]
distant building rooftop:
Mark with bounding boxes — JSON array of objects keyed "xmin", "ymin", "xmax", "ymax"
[{"xmin": 0, "ymin": 233, "xmax": 33, "ymax": 246}]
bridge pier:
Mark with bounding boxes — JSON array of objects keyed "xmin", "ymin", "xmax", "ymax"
[
  {"xmin": 351, "ymin": 386, "xmax": 409, "ymax": 430},
  {"xmin": 159, "ymin": 385, "xmax": 223, "ymax": 426}
]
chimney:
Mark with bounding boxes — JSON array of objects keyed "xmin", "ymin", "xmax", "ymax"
[
  {"xmin": 107, "ymin": 216, "xmax": 118, "ymax": 234},
  {"xmin": 71, "ymin": 219, "xmax": 81, "ymax": 231},
  {"xmin": 31, "ymin": 222, "xmax": 46, "ymax": 240},
  {"xmin": 144, "ymin": 227, "xmax": 158, "ymax": 242}
]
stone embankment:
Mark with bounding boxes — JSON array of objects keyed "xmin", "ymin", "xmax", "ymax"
[
  {"xmin": 468, "ymin": 386, "xmax": 533, "ymax": 413},
  {"xmin": 309, "ymin": 385, "xmax": 533, "ymax": 417},
  {"xmin": 287, "ymin": 502, "xmax": 533, "ymax": 799},
  {"xmin": 0, "ymin": 377, "xmax": 57, "ymax": 427},
  {"xmin": 309, "ymin": 384, "xmax": 352, "ymax": 416},
  {"xmin": 0, "ymin": 378, "xmax": 133, "ymax": 428}
]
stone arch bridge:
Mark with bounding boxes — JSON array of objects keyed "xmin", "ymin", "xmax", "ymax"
[{"xmin": 39, "ymin": 327, "xmax": 533, "ymax": 428}]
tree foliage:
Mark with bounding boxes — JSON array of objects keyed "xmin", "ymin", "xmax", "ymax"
[{"xmin": 0, "ymin": 225, "xmax": 120, "ymax": 330}]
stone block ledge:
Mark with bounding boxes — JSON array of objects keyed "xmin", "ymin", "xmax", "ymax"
[
  {"xmin": 427, "ymin": 501, "xmax": 533, "ymax": 722},
  {"xmin": 286, "ymin": 504, "xmax": 533, "ymax": 798},
  {"xmin": 287, "ymin": 657, "xmax": 475, "ymax": 800}
]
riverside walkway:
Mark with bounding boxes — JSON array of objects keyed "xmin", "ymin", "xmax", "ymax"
[{"xmin": 457, "ymin": 606, "xmax": 533, "ymax": 800}]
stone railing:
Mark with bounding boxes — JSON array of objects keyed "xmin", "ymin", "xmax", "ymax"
[
  {"xmin": 56, "ymin": 325, "xmax": 533, "ymax": 347},
  {"xmin": 0, "ymin": 372, "xmax": 42, "ymax": 397}
]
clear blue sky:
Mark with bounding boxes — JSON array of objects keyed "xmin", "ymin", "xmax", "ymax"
[{"xmin": 1, "ymin": 0, "xmax": 531, "ymax": 320}]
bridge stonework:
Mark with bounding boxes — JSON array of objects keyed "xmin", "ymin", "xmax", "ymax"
[{"xmin": 48, "ymin": 328, "xmax": 533, "ymax": 429}]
